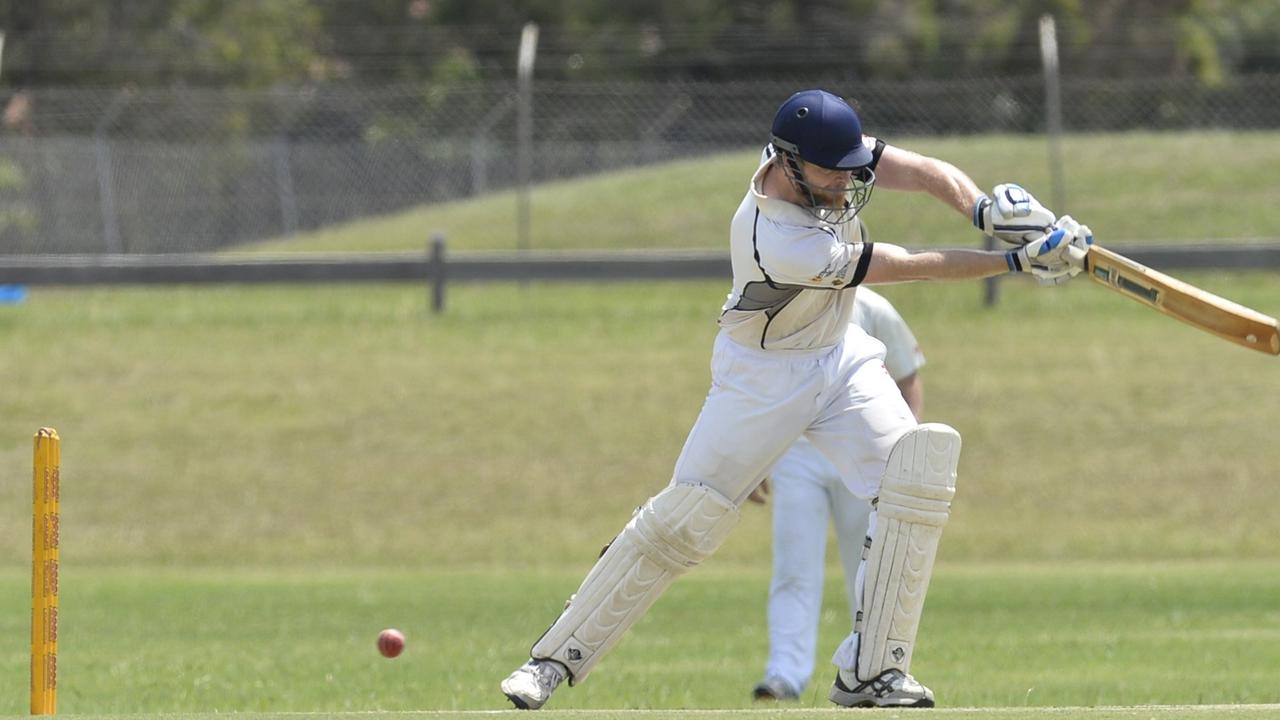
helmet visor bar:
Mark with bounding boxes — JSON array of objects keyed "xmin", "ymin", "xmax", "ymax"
[
  {"xmin": 771, "ymin": 140, "xmax": 876, "ymax": 225},
  {"xmin": 793, "ymin": 162, "xmax": 876, "ymax": 225}
]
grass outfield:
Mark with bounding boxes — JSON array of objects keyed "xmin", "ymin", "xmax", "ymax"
[
  {"xmin": 1, "ymin": 278, "xmax": 1277, "ymax": 568},
  {"xmin": 0, "ymin": 563, "xmax": 1277, "ymax": 713},
  {"xmin": 245, "ymin": 131, "xmax": 1280, "ymax": 253},
  {"xmin": 0, "ymin": 280, "xmax": 1276, "ymax": 712}
]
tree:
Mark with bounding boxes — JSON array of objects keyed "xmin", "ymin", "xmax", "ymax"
[{"xmin": 0, "ymin": 0, "xmax": 323, "ymax": 88}]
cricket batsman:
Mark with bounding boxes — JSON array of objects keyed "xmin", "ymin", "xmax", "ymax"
[{"xmin": 501, "ymin": 88, "xmax": 1092, "ymax": 709}]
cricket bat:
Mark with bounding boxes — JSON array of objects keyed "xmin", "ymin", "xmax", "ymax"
[{"xmin": 1084, "ymin": 245, "xmax": 1280, "ymax": 355}]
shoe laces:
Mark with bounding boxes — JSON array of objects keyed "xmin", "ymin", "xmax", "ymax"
[
  {"xmin": 529, "ymin": 661, "xmax": 564, "ymax": 691},
  {"xmin": 857, "ymin": 668, "xmax": 906, "ymax": 696}
]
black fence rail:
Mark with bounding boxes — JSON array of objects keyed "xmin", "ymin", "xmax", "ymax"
[{"xmin": 1, "ymin": 241, "xmax": 1277, "ymax": 313}]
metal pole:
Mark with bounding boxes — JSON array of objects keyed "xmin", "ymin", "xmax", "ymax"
[
  {"xmin": 273, "ymin": 91, "xmax": 300, "ymax": 237},
  {"xmin": 429, "ymin": 234, "xmax": 446, "ymax": 313},
  {"xmin": 1040, "ymin": 14, "xmax": 1066, "ymax": 214},
  {"xmin": 516, "ymin": 22, "xmax": 538, "ymax": 255},
  {"xmin": 273, "ymin": 141, "xmax": 299, "ymax": 237},
  {"xmin": 95, "ymin": 91, "xmax": 132, "ymax": 254}
]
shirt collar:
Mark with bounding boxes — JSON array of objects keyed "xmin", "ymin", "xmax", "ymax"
[{"xmin": 750, "ymin": 155, "xmax": 837, "ymax": 228}]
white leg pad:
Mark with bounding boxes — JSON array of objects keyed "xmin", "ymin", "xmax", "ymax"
[
  {"xmin": 531, "ymin": 483, "xmax": 739, "ymax": 683},
  {"xmin": 856, "ymin": 423, "xmax": 960, "ymax": 680}
]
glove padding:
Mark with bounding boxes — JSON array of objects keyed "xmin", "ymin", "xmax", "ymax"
[
  {"xmin": 974, "ymin": 183, "xmax": 1057, "ymax": 245},
  {"xmin": 1005, "ymin": 214, "xmax": 1093, "ymax": 285}
]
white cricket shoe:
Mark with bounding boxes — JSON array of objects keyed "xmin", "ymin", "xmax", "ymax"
[
  {"xmin": 829, "ymin": 667, "xmax": 935, "ymax": 708},
  {"xmin": 501, "ymin": 659, "xmax": 567, "ymax": 710}
]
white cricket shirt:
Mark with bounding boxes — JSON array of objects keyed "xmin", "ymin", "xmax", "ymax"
[{"xmin": 719, "ymin": 146, "xmax": 876, "ymax": 351}]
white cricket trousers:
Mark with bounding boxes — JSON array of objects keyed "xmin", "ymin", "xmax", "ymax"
[
  {"xmin": 764, "ymin": 439, "xmax": 871, "ymax": 693},
  {"xmin": 671, "ymin": 328, "xmax": 916, "ymax": 510}
]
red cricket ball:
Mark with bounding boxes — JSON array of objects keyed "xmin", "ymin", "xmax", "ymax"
[{"xmin": 377, "ymin": 628, "xmax": 406, "ymax": 658}]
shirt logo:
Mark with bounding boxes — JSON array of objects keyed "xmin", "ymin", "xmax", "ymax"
[{"xmin": 812, "ymin": 259, "xmax": 853, "ymax": 286}]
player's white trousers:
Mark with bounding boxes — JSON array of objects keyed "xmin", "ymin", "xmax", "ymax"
[
  {"xmin": 764, "ymin": 441, "xmax": 871, "ymax": 693},
  {"xmin": 531, "ymin": 329, "xmax": 914, "ymax": 683},
  {"xmin": 673, "ymin": 329, "xmax": 916, "ymax": 504}
]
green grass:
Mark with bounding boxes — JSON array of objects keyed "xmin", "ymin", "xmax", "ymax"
[
  {"xmin": 0, "ymin": 280, "xmax": 1277, "ymax": 715},
  {"xmin": 0, "ymin": 562, "xmax": 1278, "ymax": 714},
  {"xmin": 244, "ymin": 131, "xmax": 1280, "ymax": 253},
  {"xmin": 1, "ymin": 278, "xmax": 1277, "ymax": 568}
]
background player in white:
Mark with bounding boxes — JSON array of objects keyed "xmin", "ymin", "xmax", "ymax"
[
  {"xmin": 501, "ymin": 88, "xmax": 1091, "ymax": 710},
  {"xmin": 749, "ymin": 288, "xmax": 925, "ymax": 701}
]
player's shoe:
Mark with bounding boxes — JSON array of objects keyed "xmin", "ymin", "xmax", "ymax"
[
  {"xmin": 752, "ymin": 675, "xmax": 800, "ymax": 701},
  {"xmin": 829, "ymin": 667, "xmax": 935, "ymax": 708},
  {"xmin": 501, "ymin": 659, "xmax": 567, "ymax": 710}
]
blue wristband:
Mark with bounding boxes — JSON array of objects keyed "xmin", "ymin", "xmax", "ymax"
[{"xmin": 1005, "ymin": 249, "xmax": 1023, "ymax": 272}]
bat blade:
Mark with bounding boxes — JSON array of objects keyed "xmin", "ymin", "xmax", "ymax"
[{"xmin": 1084, "ymin": 245, "xmax": 1279, "ymax": 355}]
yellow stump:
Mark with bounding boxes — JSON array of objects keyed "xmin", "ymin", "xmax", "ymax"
[{"xmin": 31, "ymin": 428, "xmax": 59, "ymax": 715}]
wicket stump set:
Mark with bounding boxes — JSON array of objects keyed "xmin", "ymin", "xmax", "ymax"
[{"xmin": 32, "ymin": 428, "xmax": 59, "ymax": 715}]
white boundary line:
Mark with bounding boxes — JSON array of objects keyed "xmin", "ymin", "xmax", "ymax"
[{"xmin": 178, "ymin": 705, "xmax": 1280, "ymax": 716}]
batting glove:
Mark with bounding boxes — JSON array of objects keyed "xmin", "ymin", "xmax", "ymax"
[
  {"xmin": 1005, "ymin": 215, "xmax": 1093, "ymax": 285},
  {"xmin": 974, "ymin": 183, "xmax": 1057, "ymax": 246}
]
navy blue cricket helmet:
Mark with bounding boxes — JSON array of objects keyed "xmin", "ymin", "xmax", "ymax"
[
  {"xmin": 769, "ymin": 89, "xmax": 876, "ymax": 224},
  {"xmin": 770, "ymin": 89, "xmax": 873, "ymax": 170}
]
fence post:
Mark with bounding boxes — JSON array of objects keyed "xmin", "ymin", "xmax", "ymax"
[
  {"xmin": 429, "ymin": 234, "xmax": 446, "ymax": 313},
  {"xmin": 1040, "ymin": 14, "xmax": 1067, "ymax": 214},
  {"xmin": 273, "ymin": 90, "xmax": 301, "ymax": 237},
  {"xmin": 983, "ymin": 233, "xmax": 1001, "ymax": 307},
  {"xmin": 516, "ymin": 22, "xmax": 538, "ymax": 255},
  {"xmin": 94, "ymin": 90, "xmax": 132, "ymax": 254},
  {"xmin": 272, "ymin": 140, "xmax": 299, "ymax": 237}
]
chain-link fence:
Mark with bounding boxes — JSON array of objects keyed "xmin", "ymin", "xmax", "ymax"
[{"xmin": 4, "ymin": 74, "xmax": 1280, "ymax": 254}]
